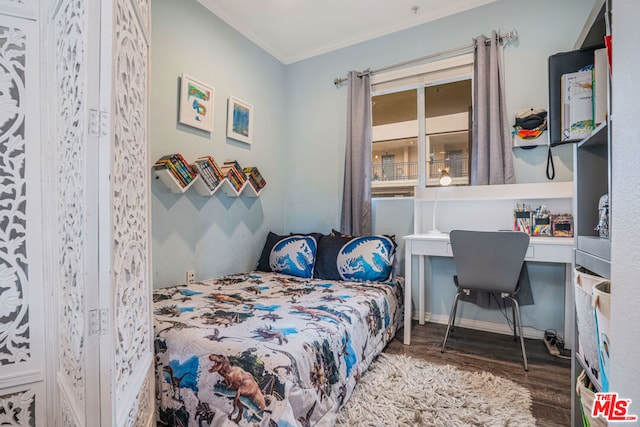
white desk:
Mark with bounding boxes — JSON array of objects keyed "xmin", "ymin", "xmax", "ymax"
[{"xmin": 403, "ymin": 233, "xmax": 575, "ymax": 346}]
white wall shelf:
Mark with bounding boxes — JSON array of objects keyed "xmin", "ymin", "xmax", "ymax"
[
  {"xmin": 243, "ymin": 182, "xmax": 263, "ymax": 198},
  {"xmin": 577, "ymin": 122, "xmax": 607, "ymax": 149},
  {"xmin": 414, "ymin": 181, "xmax": 573, "ymax": 202},
  {"xmin": 155, "ymin": 168, "xmax": 198, "ymax": 193},
  {"xmin": 219, "ymin": 179, "xmax": 247, "ymax": 198},
  {"xmin": 191, "ymin": 174, "xmax": 223, "ymax": 196},
  {"xmin": 155, "ymin": 155, "xmax": 266, "ymax": 198},
  {"xmin": 413, "ymin": 181, "xmax": 574, "ymax": 235}
]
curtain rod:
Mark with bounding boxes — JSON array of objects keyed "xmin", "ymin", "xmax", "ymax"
[{"xmin": 333, "ymin": 29, "xmax": 518, "ymax": 86}]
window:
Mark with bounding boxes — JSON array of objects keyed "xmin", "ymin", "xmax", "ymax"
[
  {"xmin": 371, "ymin": 55, "xmax": 473, "ymax": 197},
  {"xmin": 371, "ymin": 89, "xmax": 417, "ymax": 197}
]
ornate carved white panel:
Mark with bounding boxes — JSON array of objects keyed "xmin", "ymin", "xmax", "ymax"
[
  {"xmin": 0, "ymin": 382, "xmax": 43, "ymax": 426},
  {"xmin": 61, "ymin": 399, "xmax": 79, "ymax": 427},
  {"xmin": 127, "ymin": 366, "xmax": 153, "ymax": 427},
  {"xmin": 111, "ymin": 0, "xmax": 152, "ymax": 424},
  {"xmin": 0, "ymin": 388, "xmax": 35, "ymax": 426},
  {"xmin": 1, "ymin": 0, "xmax": 152, "ymax": 424},
  {"xmin": 133, "ymin": 0, "xmax": 149, "ymax": 36},
  {"xmin": 0, "ymin": 21, "xmax": 29, "ymax": 369},
  {"xmin": 0, "ymin": 5, "xmax": 44, "ymax": 426},
  {"xmin": 52, "ymin": 0, "xmax": 89, "ymax": 423}
]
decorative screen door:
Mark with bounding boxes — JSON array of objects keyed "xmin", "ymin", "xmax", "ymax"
[
  {"xmin": 47, "ymin": 0, "xmax": 102, "ymax": 424},
  {"xmin": 0, "ymin": 0, "xmax": 46, "ymax": 425},
  {"xmin": 0, "ymin": 0, "xmax": 152, "ymax": 425},
  {"xmin": 97, "ymin": 0, "xmax": 154, "ymax": 425}
]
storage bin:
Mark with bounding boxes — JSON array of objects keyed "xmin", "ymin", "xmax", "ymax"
[
  {"xmin": 532, "ymin": 215, "xmax": 552, "ymax": 236},
  {"xmin": 576, "ymin": 370, "xmax": 608, "ymax": 427},
  {"xmin": 552, "ymin": 213, "xmax": 574, "ymax": 237},
  {"xmin": 513, "ymin": 210, "xmax": 532, "ymax": 235},
  {"xmin": 574, "ymin": 267, "xmax": 603, "ymax": 380},
  {"xmin": 593, "ymin": 280, "xmax": 611, "ymax": 393}
]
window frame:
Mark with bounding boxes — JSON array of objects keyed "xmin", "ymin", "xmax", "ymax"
[{"xmin": 371, "ymin": 54, "xmax": 474, "ymax": 197}]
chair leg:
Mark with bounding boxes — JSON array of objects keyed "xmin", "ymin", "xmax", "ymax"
[
  {"xmin": 450, "ymin": 294, "xmax": 460, "ymax": 333},
  {"xmin": 441, "ymin": 292, "xmax": 462, "ymax": 353},
  {"xmin": 509, "ymin": 296, "xmax": 528, "ymax": 371},
  {"xmin": 512, "ymin": 304, "xmax": 517, "ymax": 341}
]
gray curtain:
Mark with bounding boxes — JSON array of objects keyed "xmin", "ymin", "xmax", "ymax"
[
  {"xmin": 472, "ymin": 31, "xmax": 514, "ymax": 185},
  {"xmin": 340, "ymin": 71, "xmax": 372, "ymax": 236}
]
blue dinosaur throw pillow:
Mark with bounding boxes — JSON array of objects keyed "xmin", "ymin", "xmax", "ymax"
[
  {"xmin": 266, "ymin": 235, "xmax": 317, "ymax": 279},
  {"xmin": 315, "ymin": 235, "xmax": 396, "ymax": 282}
]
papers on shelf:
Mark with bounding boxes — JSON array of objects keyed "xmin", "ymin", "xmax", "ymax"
[{"xmin": 561, "ymin": 69, "xmax": 594, "ymax": 141}]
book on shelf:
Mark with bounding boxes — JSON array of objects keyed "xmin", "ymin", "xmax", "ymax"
[
  {"xmin": 561, "ymin": 69, "xmax": 594, "ymax": 141},
  {"xmin": 593, "ymin": 48, "xmax": 608, "ymax": 126},
  {"xmin": 219, "ymin": 160, "xmax": 246, "ymax": 192},
  {"xmin": 153, "ymin": 159, "xmax": 181, "ymax": 179},
  {"xmin": 223, "ymin": 160, "xmax": 248, "ymax": 181},
  {"xmin": 154, "ymin": 153, "xmax": 196, "ymax": 187},
  {"xmin": 243, "ymin": 166, "xmax": 266, "ymax": 192},
  {"xmin": 194, "ymin": 156, "xmax": 223, "ymax": 191}
]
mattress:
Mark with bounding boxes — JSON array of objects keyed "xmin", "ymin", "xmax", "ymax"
[{"xmin": 154, "ymin": 271, "xmax": 403, "ymax": 426}]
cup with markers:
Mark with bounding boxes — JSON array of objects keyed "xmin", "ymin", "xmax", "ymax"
[
  {"xmin": 532, "ymin": 205, "xmax": 552, "ymax": 237},
  {"xmin": 513, "ymin": 203, "xmax": 532, "ymax": 235}
]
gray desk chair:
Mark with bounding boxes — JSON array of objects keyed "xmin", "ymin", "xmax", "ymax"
[{"xmin": 441, "ymin": 230, "xmax": 530, "ymax": 370}]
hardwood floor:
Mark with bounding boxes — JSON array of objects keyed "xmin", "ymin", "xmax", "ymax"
[{"xmin": 384, "ymin": 322, "xmax": 572, "ymax": 427}]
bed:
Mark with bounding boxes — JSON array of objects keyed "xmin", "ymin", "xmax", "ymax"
[{"xmin": 154, "ymin": 232, "xmax": 403, "ymax": 427}]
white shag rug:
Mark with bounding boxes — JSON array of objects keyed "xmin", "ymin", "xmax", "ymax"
[{"xmin": 336, "ymin": 353, "xmax": 536, "ymax": 427}]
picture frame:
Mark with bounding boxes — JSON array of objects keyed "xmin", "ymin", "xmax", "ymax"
[
  {"xmin": 179, "ymin": 73, "xmax": 214, "ymax": 132},
  {"xmin": 226, "ymin": 96, "xmax": 253, "ymax": 144}
]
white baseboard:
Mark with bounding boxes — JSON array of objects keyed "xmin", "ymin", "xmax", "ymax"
[{"xmin": 414, "ymin": 311, "xmax": 547, "ymax": 341}]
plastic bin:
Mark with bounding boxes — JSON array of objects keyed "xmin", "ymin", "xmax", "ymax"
[
  {"xmin": 574, "ymin": 267, "xmax": 603, "ymax": 379},
  {"xmin": 593, "ymin": 280, "xmax": 611, "ymax": 393},
  {"xmin": 576, "ymin": 370, "xmax": 608, "ymax": 427}
]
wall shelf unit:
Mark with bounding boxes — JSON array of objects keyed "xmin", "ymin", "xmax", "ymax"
[
  {"xmin": 192, "ymin": 156, "xmax": 225, "ymax": 196},
  {"xmin": 569, "ymin": 0, "xmax": 611, "ymax": 424},
  {"xmin": 191, "ymin": 175, "xmax": 222, "ymax": 196},
  {"xmin": 154, "ymin": 153, "xmax": 199, "ymax": 193},
  {"xmin": 574, "ymin": 0, "xmax": 611, "ymax": 278},
  {"xmin": 219, "ymin": 179, "xmax": 247, "ymax": 198},
  {"xmin": 154, "ymin": 167, "xmax": 198, "ymax": 193},
  {"xmin": 155, "ymin": 154, "xmax": 266, "ymax": 198},
  {"xmin": 243, "ymin": 182, "xmax": 263, "ymax": 198}
]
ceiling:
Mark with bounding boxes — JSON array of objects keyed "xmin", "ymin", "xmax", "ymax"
[{"xmin": 196, "ymin": 0, "xmax": 497, "ymax": 64}]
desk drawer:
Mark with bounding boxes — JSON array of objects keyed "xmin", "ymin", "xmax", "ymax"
[
  {"xmin": 409, "ymin": 239, "xmax": 449, "ymax": 256},
  {"xmin": 524, "ymin": 245, "xmax": 535, "ymax": 259},
  {"xmin": 529, "ymin": 243, "xmax": 573, "ymax": 263}
]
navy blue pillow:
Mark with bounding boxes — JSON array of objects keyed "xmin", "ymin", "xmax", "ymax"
[
  {"xmin": 256, "ymin": 232, "xmax": 320, "ymax": 278},
  {"xmin": 315, "ymin": 234, "xmax": 396, "ymax": 282},
  {"xmin": 256, "ymin": 232, "xmax": 285, "ymax": 272}
]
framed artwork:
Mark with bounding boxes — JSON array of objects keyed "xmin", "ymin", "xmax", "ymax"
[
  {"xmin": 227, "ymin": 96, "xmax": 253, "ymax": 144},
  {"xmin": 179, "ymin": 73, "xmax": 214, "ymax": 132}
]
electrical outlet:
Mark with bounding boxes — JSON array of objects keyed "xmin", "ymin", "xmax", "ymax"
[{"xmin": 186, "ymin": 270, "xmax": 196, "ymax": 284}]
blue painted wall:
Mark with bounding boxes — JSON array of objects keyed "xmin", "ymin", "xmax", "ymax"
[
  {"xmin": 150, "ymin": 0, "xmax": 596, "ymax": 336},
  {"xmin": 151, "ymin": 0, "xmax": 286, "ymax": 287},
  {"xmin": 284, "ymin": 0, "xmax": 595, "ymax": 233},
  {"xmin": 284, "ymin": 0, "xmax": 595, "ymax": 334}
]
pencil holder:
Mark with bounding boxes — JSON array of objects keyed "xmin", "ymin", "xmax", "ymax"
[
  {"xmin": 513, "ymin": 210, "xmax": 532, "ymax": 235},
  {"xmin": 532, "ymin": 215, "xmax": 552, "ymax": 237},
  {"xmin": 552, "ymin": 214, "xmax": 574, "ymax": 237}
]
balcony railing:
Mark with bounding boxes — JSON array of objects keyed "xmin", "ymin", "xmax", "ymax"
[
  {"xmin": 372, "ymin": 161, "xmax": 418, "ymax": 181},
  {"xmin": 372, "ymin": 158, "xmax": 469, "ymax": 182}
]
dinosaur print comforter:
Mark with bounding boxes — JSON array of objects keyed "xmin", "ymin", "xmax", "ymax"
[{"xmin": 154, "ymin": 271, "xmax": 403, "ymax": 427}]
